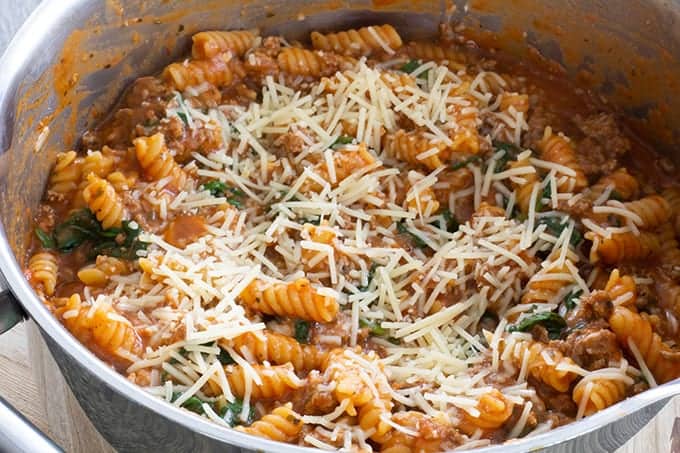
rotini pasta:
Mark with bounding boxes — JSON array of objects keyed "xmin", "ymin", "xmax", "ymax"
[
  {"xmin": 459, "ymin": 390, "xmax": 514, "ymax": 435},
  {"xmin": 538, "ymin": 127, "xmax": 588, "ymax": 192},
  {"xmin": 192, "ymin": 30, "xmax": 258, "ymax": 59},
  {"xmin": 226, "ymin": 363, "xmax": 303, "ymax": 399},
  {"xmin": 384, "ymin": 129, "xmax": 447, "ymax": 170},
  {"xmin": 57, "ymin": 294, "xmax": 141, "ymax": 362},
  {"xmin": 587, "ymin": 230, "xmax": 661, "ymax": 264},
  {"xmin": 48, "ymin": 151, "xmax": 83, "ymax": 196},
  {"xmin": 310, "ymin": 24, "xmax": 402, "ymax": 57},
  {"xmin": 572, "ymin": 378, "xmax": 627, "ymax": 416},
  {"xmin": 236, "ymin": 403, "xmax": 303, "ymax": 442},
  {"xmin": 622, "ymin": 195, "xmax": 671, "ymax": 229},
  {"xmin": 239, "ymin": 278, "xmax": 339, "ymax": 322},
  {"xmin": 28, "ymin": 252, "xmax": 58, "ymax": 296},
  {"xmin": 82, "ymin": 174, "xmax": 126, "ymax": 229},
  {"xmin": 163, "ymin": 53, "xmax": 244, "ymax": 90},
  {"xmin": 133, "ymin": 133, "xmax": 187, "ymax": 189},
  {"xmin": 609, "ymin": 305, "xmax": 680, "ymax": 384},
  {"xmin": 277, "ymin": 47, "xmax": 329, "ymax": 77},
  {"xmin": 225, "ymin": 331, "xmax": 325, "ymax": 371}
]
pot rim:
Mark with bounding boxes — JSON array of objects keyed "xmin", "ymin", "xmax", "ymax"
[{"xmin": 1, "ymin": 1, "xmax": 678, "ymax": 452}]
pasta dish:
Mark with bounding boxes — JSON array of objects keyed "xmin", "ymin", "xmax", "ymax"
[{"xmin": 25, "ymin": 24, "xmax": 680, "ymax": 451}]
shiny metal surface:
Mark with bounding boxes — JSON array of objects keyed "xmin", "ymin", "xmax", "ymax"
[
  {"xmin": 0, "ymin": 394, "xmax": 62, "ymax": 453},
  {"xmin": 1, "ymin": 0, "xmax": 680, "ymax": 452}
]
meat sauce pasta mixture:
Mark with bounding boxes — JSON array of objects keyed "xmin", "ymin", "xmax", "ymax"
[{"xmin": 26, "ymin": 24, "xmax": 680, "ymax": 450}]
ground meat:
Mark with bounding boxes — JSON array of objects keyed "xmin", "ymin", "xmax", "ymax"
[
  {"xmin": 294, "ymin": 370, "xmax": 336, "ymax": 415},
  {"xmin": 159, "ymin": 116, "xmax": 224, "ymax": 163},
  {"xmin": 524, "ymin": 104, "xmax": 558, "ymax": 149},
  {"xmin": 574, "ymin": 113, "xmax": 630, "ymax": 178},
  {"xmin": 565, "ymin": 289, "xmax": 613, "ymax": 327},
  {"xmin": 560, "ymin": 325, "xmax": 621, "ymax": 370},
  {"xmin": 528, "ymin": 376, "xmax": 577, "ymax": 417}
]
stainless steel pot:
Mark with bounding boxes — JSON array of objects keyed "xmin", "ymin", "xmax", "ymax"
[{"xmin": 1, "ymin": 1, "xmax": 680, "ymax": 452}]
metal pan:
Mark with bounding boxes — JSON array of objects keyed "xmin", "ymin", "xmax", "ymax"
[{"xmin": 1, "ymin": 1, "xmax": 679, "ymax": 451}]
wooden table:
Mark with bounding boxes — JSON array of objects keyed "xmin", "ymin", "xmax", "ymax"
[{"xmin": 0, "ymin": 321, "xmax": 677, "ymax": 452}]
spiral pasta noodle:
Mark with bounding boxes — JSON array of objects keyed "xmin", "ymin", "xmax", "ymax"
[
  {"xmin": 163, "ymin": 53, "xmax": 245, "ymax": 91},
  {"xmin": 589, "ymin": 168, "xmax": 639, "ymax": 202},
  {"xmin": 604, "ymin": 269, "xmax": 637, "ymax": 307},
  {"xmin": 49, "ymin": 151, "xmax": 83, "ymax": 195},
  {"xmin": 662, "ymin": 187, "xmax": 680, "ymax": 236},
  {"xmin": 459, "ymin": 389, "xmax": 514, "ymax": 435},
  {"xmin": 384, "ymin": 129, "xmax": 448, "ymax": 170},
  {"xmin": 277, "ymin": 47, "xmax": 329, "ymax": 77},
  {"xmin": 379, "ymin": 412, "xmax": 449, "ymax": 453},
  {"xmin": 405, "ymin": 42, "xmax": 467, "ymax": 71},
  {"xmin": 622, "ymin": 195, "xmax": 671, "ymax": 229},
  {"xmin": 236, "ymin": 403, "xmax": 303, "ymax": 442},
  {"xmin": 521, "ymin": 261, "xmax": 574, "ymax": 305},
  {"xmin": 192, "ymin": 30, "xmax": 258, "ymax": 59},
  {"xmin": 514, "ymin": 341, "xmax": 579, "ymax": 392},
  {"xmin": 572, "ymin": 378, "xmax": 627, "ymax": 416},
  {"xmin": 133, "ymin": 133, "xmax": 187, "ymax": 190},
  {"xmin": 57, "ymin": 294, "xmax": 141, "ymax": 361},
  {"xmin": 302, "ymin": 144, "xmax": 376, "ymax": 191},
  {"xmin": 609, "ymin": 305, "xmax": 680, "ymax": 384},
  {"xmin": 310, "ymin": 24, "xmax": 402, "ymax": 57},
  {"xmin": 587, "ymin": 230, "xmax": 660, "ymax": 264},
  {"xmin": 28, "ymin": 252, "xmax": 58, "ymax": 296},
  {"xmin": 82, "ymin": 174, "xmax": 126, "ymax": 229},
  {"xmin": 508, "ymin": 157, "xmax": 538, "ymax": 214},
  {"xmin": 225, "ymin": 363, "xmax": 303, "ymax": 399},
  {"xmin": 239, "ymin": 278, "xmax": 339, "ymax": 322},
  {"xmin": 225, "ymin": 331, "xmax": 325, "ymax": 372},
  {"xmin": 537, "ymin": 127, "xmax": 587, "ymax": 192}
]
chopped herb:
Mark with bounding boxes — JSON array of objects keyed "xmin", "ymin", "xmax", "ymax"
[
  {"xmin": 397, "ymin": 221, "xmax": 429, "ymax": 249},
  {"xmin": 607, "ymin": 214, "xmax": 622, "ymax": 227},
  {"xmin": 609, "ymin": 190, "xmax": 623, "ymax": 202},
  {"xmin": 37, "ymin": 209, "xmax": 148, "ymax": 260},
  {"xmin": 358, "ymin": 263, "xmax": 378, "ymax": 291},
  {"xmin": 359, "ymin": 318, "xmax": 386, "ymax": 336},
  {"xmin": 294, "ymin": 320, "xmax": 311, "ymax": 344},
  {"xmin": 507, "ymin": 311, "xmax": 567, "ymax": 340},
  {"xmin": 91, "ymin": 220, "xmax": 149, "ymax": 261},
  {"xmin": 303, "ymin": 216, "xmax": 321, "ymax": 226},
  {"xmin": 171, "ymin": 392, "xmax": 209, "ymax": 415},
  {"xmin": 451, "ymin": 155, "xmax": 481, "ymax": 170},
  {"xmin": 441, "ymin": 209, "xmax": 460, "ymax": 233},
  {"xmin": 564, "ymin": 289, "xmax": 583, "ymax": 310},
  {"xmin": 202, "ymin": 180, "xmax": 228, "ymax": 197},
  {"xmin": 535, "ymin": 181, "xmax": 553, "ymax": 212},
  {"xmin": 35, "ymin": 228, "xmax": 56, "ymax": 249},
  {"xmin": 177, "ymin": 111, "xmax": 189, "ymax": 126},
  {"xmin": 220, "ymin": 398, "xmax": 255, "ymax": 427},
  {"xmin": 492, "ymin": 140, "xmax": 521, "ymax": 173},
  {"xmin": 201, "ymin": 181, "xmax": 245, "ymax": 208},
  {"xmin": 400, "ymin": 59, "xmax": 420, "ymax": 73},
  {"xmin": 218, "ymin": 348, "xmax": 235, "ymax": 365},
  {"xmin": 331, "ymin": 135, "xmax": 354, "ymax": 149},
  {"xmin": 536, "ymin": 215, "xmax": 583, "ymax": 247},
  {"xmin": 400, "ymin": 59, "xmax": 429, "ymax": 79}
]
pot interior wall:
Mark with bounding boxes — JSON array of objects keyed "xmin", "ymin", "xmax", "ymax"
[{"xmin": 2, "ymin": 0, "xmax": 680, "ymax": 267}]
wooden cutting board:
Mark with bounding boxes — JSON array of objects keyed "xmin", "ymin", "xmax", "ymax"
[{"xmin": 0, "ymin": 321, "xmax": 677, "ymax": 452}]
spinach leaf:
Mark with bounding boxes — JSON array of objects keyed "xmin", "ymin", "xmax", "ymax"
[
  {"xmin": 451, "ymin": 155, "xmax": 481, "ymax": 170},
  {"xmin": 201, "ymin": 181, "xmax": 245, "ymax": 208},
  {"xmin": 177, "ymin": 111, "xmax": 189, "ymax": 126},
  {"xmin": 491, "ymin": 140, "xmax": 521, "ymax": 173},
  {"xmin": 397, "ymin": 221, "xmax": 429, "ymax": 249},
  {"xmin": 564, "ymin": 289, "xmax": 583, "ymax": 310},
  {"xmin": 171, "ymin": 392, "xmax": 209, "ymax": 415},
  {"xmin": 400, "ymin": 60, "xmax": 429, "ymax": 79},
  {"xmin": 536, "ymin": 216, "xmax": 583, "ymax": 247},
  {"xmin": 609, "ymin": 190, "xmax": 623, "ymax": 202},
  {"xmin": 294, "ymin": 320, "xmax": 311, "ymax": 344},
  {"xmin": 441, "ymin": 209, "xmax": 460, "ymax": 233},
  {"xmin": 35, "ymin": 228, "xmax": 56, "ymax": 249},
  {"xmin": 217, "ymin": 348, "xmax": 235, "ymax": 365},
  {"xmin": 38, "ymin": 209, "xmax": 149, "ymax": 260},
  {"xmin": 220, "ymin": 398, "xmax": 255, "ymax": 427},
  {"xmin": 507, "ymin": 311, "xmax": 567, "ymax": 339},
  {"xmin": 359, "ymin": 318, "xmax": 400, "ymax": 344},
  {"xmin": 358, "ymin": 263, "xmax": 378, "ymax": 292},
  {"xmin": 331, "ymin": 135, "xmax": 354, "ymax": 149}
]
